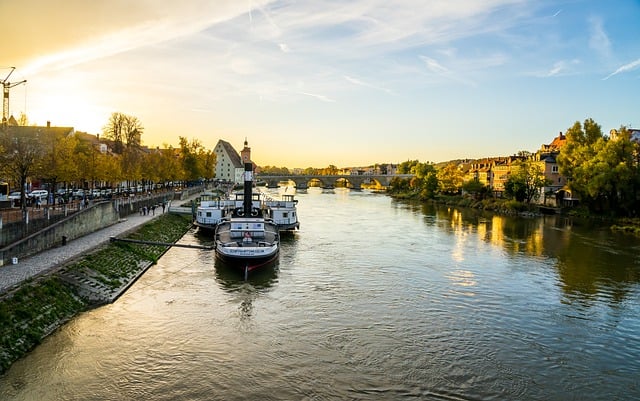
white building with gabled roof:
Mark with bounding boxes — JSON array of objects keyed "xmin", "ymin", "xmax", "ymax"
[{"xmin": 214, "ymin": 139, "xmax": 252, "ymax": 184}]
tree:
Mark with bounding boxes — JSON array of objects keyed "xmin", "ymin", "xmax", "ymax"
[
  {"xmin": 101, "ymin": 152, "xmax": 123, "ymax": 189},
  {"xmin": 397, "ymin": 160, "xmax": 419, "ymax": 174},
  {"xmin": 462, "ymin": 179, "xmax": 490, "ymax": 199},
  {"xmin": 563, "ymin": 125, "xmax": 640, "ymax": 214},
  {"xmin": 17, "ymin": 112, "xmax": 28, "ymax": 126},
  {"xmin": 387, "ymin": 176, "xmax": 410, "ymax": 194},
  {"xmin": 144, "ymin": 146, "xmax": 183, "ymax": 186},
  {"xmin": 320, "ymin": 165, "xmax": 338, "ymax": 175},
  {"xmin": 40, "ymin": 128, "xmax": 78, "ymax": 203},
  {"xmin": 504, "ymin": 160, "xmax": 550, "ymax": 203},
  {"xmin": 556, "ymin": 119, "xmax": 640, "ymax": 214},
  {"xmin": 436, "ymin": 163, "xmax": 464, "ymax": 195},
  {"xmin": 260, "ymin": 166, "xmax": 291, "ymax": 175},
  {"xmin": 178, "ymin": 137, "xmax": 215, "ymax": 182},
  {"xmin": 102, "ymin": 112, "xmax": 143, "ymax": 154},
  {"xmin": 411, "ymin": 162, "xmax": 438, "ymax": 199},
  {"xmin": 0, "ymin": 126, "xmax": 47, "ymax": 211},
  {"xmin": 557, "ymin": 119, "xmax": 603, "ymax": 209},
  {"xmin": 102, "ymin": 113, "xmax": 145, "ymax": 188}
]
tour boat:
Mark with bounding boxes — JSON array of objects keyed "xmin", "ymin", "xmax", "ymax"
[
  {"xmin": 214, "ymin": 163, "xmax": 279, "ymax": 277},
  {"xmin": 194, "ymin": 193, "xmax": 234, "ymax": 232},
  {"xmin": 264, "ymin": 194, "xmax": 300, "ymax": 232}
]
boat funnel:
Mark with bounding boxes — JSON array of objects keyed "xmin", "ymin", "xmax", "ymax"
[{"xmin": 243, "ymin": 162, "xmax": 253, "ymax": 217}]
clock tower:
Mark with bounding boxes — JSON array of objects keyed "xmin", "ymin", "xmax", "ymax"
[{"xmin": 240, "ymin": 138, "xmax": 252, "ymax": 165}]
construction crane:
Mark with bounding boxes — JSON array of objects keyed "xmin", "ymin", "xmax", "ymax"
[{"xmin": 2, "ymin": 67, "xmax": 27, "ymax": 124}]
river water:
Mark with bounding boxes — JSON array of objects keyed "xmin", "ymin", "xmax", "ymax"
[{"xmin": 1, "ymin": 187, "xmax": 640, "ymax": 400}]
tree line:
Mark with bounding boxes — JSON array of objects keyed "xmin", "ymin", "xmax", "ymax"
[
  {"xmin": 0, "ymin": 112, "xmax": 216, "ymax": 210},
  {"xmin": 388, "ymin": 118, "xmax": 640, "ymax": 217}
]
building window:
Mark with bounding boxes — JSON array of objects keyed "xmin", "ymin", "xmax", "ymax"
[{"xmin": 552, "ymin": 165, "xmax": 559, "ymax": 173}]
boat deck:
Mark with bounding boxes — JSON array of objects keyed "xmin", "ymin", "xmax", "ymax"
[{"xmin": 215, "ymin": 219, "xmax": 279, "ymax": 248}]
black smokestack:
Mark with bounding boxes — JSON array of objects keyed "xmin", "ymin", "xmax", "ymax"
[{"xmin": 244, "ymin": 162, "xmax": 253, "ymax": 217}]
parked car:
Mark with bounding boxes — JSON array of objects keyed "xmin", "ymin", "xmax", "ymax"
[
  {"xmin": 8, "ymin": 191, "xmax": 21, "ymax": 200},
  {"xmin": 29, "ymin": 189, "xmax": 49, "ymax": 201}
]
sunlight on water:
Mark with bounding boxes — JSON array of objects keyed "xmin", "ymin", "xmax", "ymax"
[{"xmin": 1, "ymin": 187, "xmax": 639, "ymax": 400}]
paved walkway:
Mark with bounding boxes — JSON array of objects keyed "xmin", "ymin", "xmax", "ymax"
[{"xmin": 0, "ymin": 210, "xmax": 168, "ymax": 295}]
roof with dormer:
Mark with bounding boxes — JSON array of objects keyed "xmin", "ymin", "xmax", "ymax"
[
  {"xmin": 543, "ymin": 132, "xmax": 566, "ymax": 152},
  {"xmin": 215, "ymin": 139, "xmax": 243, "ymax": 168}
]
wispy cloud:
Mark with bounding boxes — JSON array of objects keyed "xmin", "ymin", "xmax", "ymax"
[
  {"xmin": 13, "ymin": 1, "xmax": 255, "ymax": 75},
  {"xmin": 343, "ymin": 75, "xmax": 392, "ymax": 94},
  {"xmin": 419, "ymin": 55, "xmax": 477, "ymax": 86},
  {"xmin": 588, "ymin": 15, "xmax": 611, "ymax": 59},
  {"xmin": 299, "ymin": 92, "xmax": 335, "ymax": 102},
  {"xmin": 421, "ymin": 56, "xmax": 451, "ymax": 75},
  {"xmin": 603, "ymin": 59, "xmax": 640, "ymax": 80},
  {"xmin": 536, "ymin": 59, "xmax": 580, "ymax": 77}
]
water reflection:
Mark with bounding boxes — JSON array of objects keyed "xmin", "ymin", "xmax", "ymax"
[
  {"xmin": 213, "ymin": 258, "xmax": 279, "ymax": 291},
  {"xmin": 411, "ymin": 201, "xmax": 640, "ymax": 304}
]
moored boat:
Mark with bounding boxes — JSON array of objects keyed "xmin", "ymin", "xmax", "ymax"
[
  {"xmin": 194, "ymin": 193, "xmax": 234, "ymax": 232},
  {"xmin": 264, "ymin": 194, "xmax": 300, "ymax": 232},
  {"xmin": 214, "ymin": 163, "xmax": 279, "ymax": 277}
]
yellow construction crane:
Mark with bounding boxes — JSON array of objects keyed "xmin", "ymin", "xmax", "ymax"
[{"xmin": 2, "ymin": 67, "xmax": 27, "ymax": 124}]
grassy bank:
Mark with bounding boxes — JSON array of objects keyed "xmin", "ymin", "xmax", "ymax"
[
  {"xmin": 611, "ymin": 218, "xmax": 640, "ymax": 235},
  {"xmin": 0, "ymin": 213, "xmax": 193, "ymax": 375},
  {"xmin": 391, "ymin": 192, "xmax": 541, "ymax": 216}
]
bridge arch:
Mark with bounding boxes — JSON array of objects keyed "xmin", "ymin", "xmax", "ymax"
[{"xmin": 259, "ymin": 174, "xmax": 412, "ymax": 190}]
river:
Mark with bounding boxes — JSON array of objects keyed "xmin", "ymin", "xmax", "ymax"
[{"xmin": 1, "ymin": 187, "xmax": 639, "ymax": 400}]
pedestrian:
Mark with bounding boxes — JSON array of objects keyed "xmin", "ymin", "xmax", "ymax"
[
  {"xmin": 162, "ymin": 202, "xmax": 166, "ymax": 213},
  {"xmin": 151, "ymin": 205, "xmax": 156, "ymax": 215}
]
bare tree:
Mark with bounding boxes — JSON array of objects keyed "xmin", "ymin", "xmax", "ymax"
[{"xmin": 102, "ymin": 112, "xmax": 143, "ymax": 154}]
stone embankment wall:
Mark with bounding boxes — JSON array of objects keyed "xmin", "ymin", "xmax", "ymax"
[
  {"xmin": 0, "ymin": 202, "xmax": 119, "ymax": 267},
  {"xmin": 0, "ymin": 192, "xmax": 181, "ymax": 267}
]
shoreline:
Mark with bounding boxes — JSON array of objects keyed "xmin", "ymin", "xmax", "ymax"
[{"xmin": 0, "ymin": 213, "xmax": 193, "ymax": 375}]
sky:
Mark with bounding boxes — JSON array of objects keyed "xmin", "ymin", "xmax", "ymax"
[{"xmin": 1, "ymin": 0, "xmax": 639, "ymax": 168}]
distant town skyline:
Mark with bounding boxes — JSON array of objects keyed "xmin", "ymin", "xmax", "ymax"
[{"xmin": 2, "ymin": 0, "xmax": 639, "ymax": 168}]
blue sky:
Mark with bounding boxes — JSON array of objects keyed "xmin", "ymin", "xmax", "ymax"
[{"xmin": 1, "ymin": 0, "xmax": 639, "ymax": 168}]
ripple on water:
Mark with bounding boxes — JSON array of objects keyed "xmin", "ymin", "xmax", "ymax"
[{"xmin": 2, "ymin": 191, "xmax": 640, "ymax": 401}]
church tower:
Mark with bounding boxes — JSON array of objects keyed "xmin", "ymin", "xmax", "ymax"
[{"xmin": 240, "ymin": 137, "xmax": 252, "ymax": 165}]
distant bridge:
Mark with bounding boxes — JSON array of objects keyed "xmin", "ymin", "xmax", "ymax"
[{"xmin": 257, "ymin": 174, "xmax": 414, "ymax": 190}]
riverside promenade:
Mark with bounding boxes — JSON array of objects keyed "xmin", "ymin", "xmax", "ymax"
[{"xmin": 0, "ymin": 202, "xmax": 185, "ymax": 295}]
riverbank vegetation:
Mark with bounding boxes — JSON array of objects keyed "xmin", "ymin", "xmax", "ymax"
[
  {"xmin": 387, "ymin": 120, "xmax": 640, "ymax": 228},
  {"xmin": 0, "ymin": 213, "xmax": 192, "ymax": 375}
]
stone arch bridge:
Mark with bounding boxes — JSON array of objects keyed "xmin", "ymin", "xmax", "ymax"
[{"xmin": 258, "ymin": 174, "xmax": 414, "ymax": 190}]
